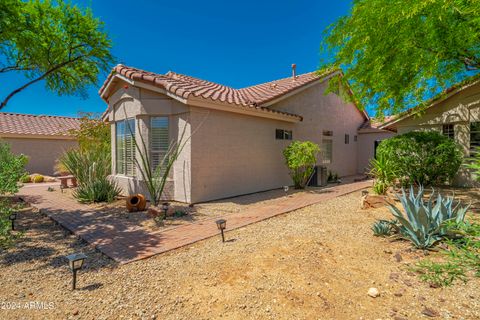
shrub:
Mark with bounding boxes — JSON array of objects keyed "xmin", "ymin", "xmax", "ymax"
[
  {"xmin": 369, "ymin": 153, "xmax": 398, "ymax": 195},
  {"xmin": 19, "ymin": 174, "xmax": 31, "ymax": 183},
  {"xmin": 60, "ymin": 149, "xmax": 120, "ymax": 203},
  {"xmin": 376, "ymin": 131, "xmax": 463, "ymax": 186},
  {"xmin": 412, "ymin": 260, "xmax": 467, "ymax": 287},
  {"xmin": 388, "ymin": 186, "xmax": 468, "ymax": 249},
  {"xmin": 0, "ymin": 199, "xmax": 23, "ymax": 248},
  {"xmin": 0, "ymin": 141, "xmax": 28, "ymax": 195},
  {"xmin": 283, "ymin": 141, "xmax": 320, "ymax": 189},
  {"xmin": 32, "ymin": 175, "xmax": 44, "ymax": 183}
]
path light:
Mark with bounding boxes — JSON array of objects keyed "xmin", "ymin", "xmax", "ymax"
[
  {"xmin": 162, "ymin": 202, "xmax": 170, "ymax": 220},
  {"xmin": 9, "ymin": 213, "xmax": 17, "ymax": 231},
  {"xmin": 215, "ymin": 219, "xmax": 227, "ymax": 242},
  {"xmin": 66, "ymin": 253, "xmax": 87, "ymax": 290},
  {"xmin": 283, "ymin": 185, "xmax": 289, "ymax": 197},
  {"xmin": 362, "ymin": 190, "xmax": 369, "ymax": 197}
]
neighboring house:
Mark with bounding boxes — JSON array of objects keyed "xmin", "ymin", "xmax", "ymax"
[
  {"xmin": 99, "ymin": 64, "xmax": 387, "ymax": 203},
  {"xmin": 0, "ymin": 113, "xmax": 80, "ymax": 175},
  {"xmin": 379, "ymin": 77, "xmax": 480, "ymax": 185}
]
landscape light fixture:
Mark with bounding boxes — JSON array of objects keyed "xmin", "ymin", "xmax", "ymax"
[
  {"xmin": 162, "ymin": 202, "xmax": 170, "ymax": 220},
  {"xmin": 66, "ymin": 253, "xmax": 87, "ymax": 290},
  {"xmin": 215, "ymin": 219, "xmax": 227, "ymax": 242},
  {"xmin": 283, "ymin": 185, "xmax": 289, "ymax": 197},
  {"xmin": 9, "ymin": 213, "xmax": 17, "ymax": 231},
  {"xmin": 362, "ymin": 190, "xmax": 369, "ymax": 197}
]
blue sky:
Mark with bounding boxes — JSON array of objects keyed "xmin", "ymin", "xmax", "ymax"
[{"xmin": 1, "ymin": 0, "xmax": 352, "ymax": 117}]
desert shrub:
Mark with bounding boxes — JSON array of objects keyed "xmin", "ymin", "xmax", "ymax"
[
  {"xmin": 376, "ymin": 131, "xmax": 463, "ymax": 186},
  {"xmin": 388, "ymin": 186, "xmax": 468, "ymax": 249},
  {"xmin": 32, "ymin": 175, "xmax": 44, "ymax": 183},
  {"xmin": 369, "ymin": 153, "xmax": 398, "ymax": 195},
  {"xmin": 60, "ymin": 149, "xmax": 120, "ymax": 203},
  {"xmin": 0, "ymin": 141, "xmax": 28, "ymax": 195},
  {"xmin": 0, "ymin": 199, "xmax": 23, "ymax": 248},
  {"xmin": 283, "ymin": 141, "xmax": 320, "ymax": 189},
  {"xmin": 19, "ymin": 174, "xmax": 31, "ymax": 183}
]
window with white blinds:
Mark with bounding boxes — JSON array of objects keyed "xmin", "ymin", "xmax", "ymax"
[
  {"xmin": 151, "ymin": 117, "xmax": 169, "ymax": 170},
  {"xmin": 116, "ymin": 118, "xmax": 136, "ymax": 176}
]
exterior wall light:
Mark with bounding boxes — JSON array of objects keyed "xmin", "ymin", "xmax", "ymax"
[
  {"xmin": 215, "ymin": 219, "xmax": 227, "ymax": 242},
  {"xmin": 66, "ymin": 253, "xmax": 87, "ymax": 290}
]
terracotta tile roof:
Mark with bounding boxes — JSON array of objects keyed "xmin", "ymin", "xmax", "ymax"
[
  {"xmin": 99, "ymin": 65, "xmax": 340, "ymax": 120},
  {"xmin": 0, "ymin": 112, "xmax": 81, "ymax": 137}
]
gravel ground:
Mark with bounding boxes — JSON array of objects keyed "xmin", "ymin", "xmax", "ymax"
[{"xmin": 1, "ymin": 190, "xmax": 479, "ymax": 319}]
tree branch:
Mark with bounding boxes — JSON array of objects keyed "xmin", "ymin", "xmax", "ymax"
[{"xmin": 0, "ymin": 54, "xmax": 86, "ymax": 110}]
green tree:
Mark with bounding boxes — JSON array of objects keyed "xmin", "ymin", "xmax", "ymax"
[
  {"xmin": 283, "ymin": 141, "xmax": 320, "ymax": 189},
  {"xmin": 69, "ymin": 113, "xmax": 110, "ymax": 154},
  {"xmin": 0, "ymin": 0, "xmax": 113, "ymax": 109},
  {"xmin": 322, "ymin": 0, "xmax": 480, "ymax": 116}
]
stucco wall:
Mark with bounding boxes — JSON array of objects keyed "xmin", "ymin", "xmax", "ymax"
[
  {"xmin": 357, "ymin": 131, "xmax": 395, "ymax": 174},
  {"xmin": 189, "ymin": 107, "xmax": 292, "ymax": 203},
  {"xmin": 106, "ymin": 86, "xmax": 192, "ymax": 202},
  {"xmin": 1, "ymin": 137, "xmax": 77, "ymax": 175},
  {"xmin": 269, "ymin": 80, "xmax": 367, "ymax": 176}
]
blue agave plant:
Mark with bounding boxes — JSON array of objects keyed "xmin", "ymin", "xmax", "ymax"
[{"xmin": 387, "ymin": 186, "xmax": 469, "ymax": 249}]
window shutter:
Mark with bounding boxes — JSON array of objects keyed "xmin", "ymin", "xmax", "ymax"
[
  {"xmin": 116, "ymin": 121, "xmax": 125, "ymax": 174},
  {"xmin": 151, "ymin": 117, "xmax": 169, "ymax": 170}
]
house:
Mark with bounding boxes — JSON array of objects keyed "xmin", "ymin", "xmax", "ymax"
[
  {"xmin": 99, "ymin": 64, "xmax": 389, "ymax": 203},
  {"xmin": 379, "ymin": 76, "xmax": 480, "ymax": 185},
  {"xmin": 0, "ymin": 112, "xmax": 80, "ymax": 175}
]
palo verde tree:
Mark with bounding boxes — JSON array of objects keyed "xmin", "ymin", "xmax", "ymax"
[
  {"xmin": 0, "ymin": 0, "xmax": 113, "ymax": 109},
  {"xmin": 322, "ymin": 0, "xmax": 480, "ymax": 116}
]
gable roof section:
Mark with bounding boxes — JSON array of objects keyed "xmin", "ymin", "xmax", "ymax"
[
  {"xmin": 379, "ymin": 75, "xmax": 480, "ymax": 130},
  {"xmin": 99, "ymin": 65, "xmax": 366, "ymax": 122},
  {"xmin": 0, "ymin": 112, "xmax": 80, "ymax": 139}
]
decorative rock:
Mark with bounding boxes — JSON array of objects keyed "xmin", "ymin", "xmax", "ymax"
[
  {"xmin": 422, "ymin": 307, "xmax": 439, "ymax": 317},
  {"xmin": 394, "ymin": 253, "xmax": 403, "ymax": 262},
  {"xmin": 361, "ymin": 194, "xmax": 393, "ymax": 209},
  {"xmin": 367, "ymin": 287, "xmax": 380, "ymax": 298}
]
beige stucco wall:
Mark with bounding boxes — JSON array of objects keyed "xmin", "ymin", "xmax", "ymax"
[
  {"xmin": 270, "ymin": 80, "xmax": 367, "ymax": 177},
  {"xmin": 189, "ymin": 107, "xmax": 293, "ymax": 203},
  {"xmin": 106, "ymin": 85, "xmax": 192, "ymax": 202},
  {"xmin": 1, "ymin": 137, "xmax": 77, "ymax": 175},
  {"xmin": 357, "ymin": 130, "xmax": 395, "ymax": 174},
  {"xmin": 391, "ymin": 82, "xmax": 480, "ymax": 186}
]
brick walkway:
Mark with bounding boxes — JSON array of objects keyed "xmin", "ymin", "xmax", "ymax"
[{"xmin": 18, "ymin": 179, "xmax": 371, "ymax": 264}]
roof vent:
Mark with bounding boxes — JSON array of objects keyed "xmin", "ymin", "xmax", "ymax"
[{"xmin": 291, "ymin": 64, "xmax": 297, "ymax": 80}]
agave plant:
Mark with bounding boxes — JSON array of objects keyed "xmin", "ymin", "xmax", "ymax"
[
  {"xmin": 372, "ymin": 219, "xmax": 395, "ymax": 237},
  {"xmin": 388, "ymin": 186, "xmax": 469, "ymax": 249}
]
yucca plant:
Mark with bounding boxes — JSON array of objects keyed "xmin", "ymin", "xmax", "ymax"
[
  {"xmin": 369, "ymin": 153, "xmax": 398, "ymax": 195},
  {"xmin": 388, "ymin": 186, "xmax": 469, "ymax": 249},
  {"xmin": 60, "ymin": 148, "xmax": 120, "ymax": 203}
]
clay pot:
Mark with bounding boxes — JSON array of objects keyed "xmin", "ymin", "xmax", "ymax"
[{"xmin": 126, "ymin": 194, "xmax": 147, "ymax": 212}]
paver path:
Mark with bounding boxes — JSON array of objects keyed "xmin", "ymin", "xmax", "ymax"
[{"xmin": 18, "ymin": 179, "xmax": 371, "ymax": 264}]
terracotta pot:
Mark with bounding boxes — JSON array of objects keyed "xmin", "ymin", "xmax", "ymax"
[{"xmin": 126, "ymin": 194, "xmax": 147, "ymax": 212}]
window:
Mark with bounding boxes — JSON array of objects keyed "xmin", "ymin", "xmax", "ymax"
[
  {"xmin": 275, "ymin": 129, "xmax": 292, "ymax": 140},
  {"xmin": 321, "ymin": 139, "xmax": 333, "ymax": 164},
  {"xmin": 470, "ymin": 122, "xmax": 480, "ymax": 155},
  {"xmin": 151, "ymin": 117, "xmax": 169, "ymax": 170},
  {"xmin": 323, "ymin": 130, "xmax": 333, "ymax": 137},
  {"xmin": 442, "ymin": 124, "xmax": 455, "ymax": 140},
  {"xmin": 354, "ymin": 135, "xmax": 358, "ymax": 142},
  {"xmin": 345, "ymin": 134, "xmax": 350, "ymax": 144},
  {"xmin": 116, "ymin": 118, "xmax": 136, "ymax": 176}
]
